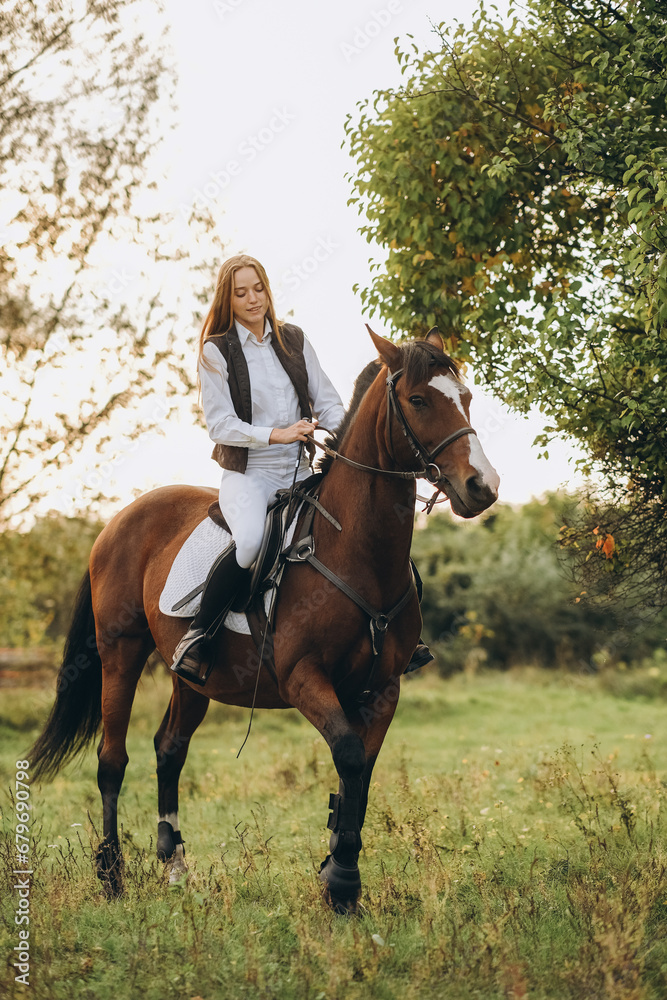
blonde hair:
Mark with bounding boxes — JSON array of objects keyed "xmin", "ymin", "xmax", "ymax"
[{"xmin": 197, "ymin": 254, "xmax": 284, "ymax": 376}]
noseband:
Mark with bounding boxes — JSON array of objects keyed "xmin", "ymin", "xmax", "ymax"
[
  {"xmin": 285, "ymin": 362, "xmax": 479, "ymax": 703},
  {"xmin": 313, "ymin": 364, "xmax": 477, "ymax": 489},
  {"xmin": 385, "ymin": 367, "xmax": 477, "ymax": 484}
]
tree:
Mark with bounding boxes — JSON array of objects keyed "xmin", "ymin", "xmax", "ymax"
[
  {"xmin": 0, "ymin": 0, "xmax": 221, "ymax": 527},
  {"xmin": 345, "ymin": 0, "xmax": 667, "ymax": 605},
  {"xmin": 411, "ymin": 495, "xmax": 665, "ymax": 674},
  {"xmin": 0, "ymin": 513, "xmax": 103, "ymax": 648}
]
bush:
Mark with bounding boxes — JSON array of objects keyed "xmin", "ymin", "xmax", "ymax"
[
  {"xmin": 412, "ymin": 493, "xmax": 667, "ymax": 674},
  {"xmin": 0, "ymin": 514, "xmax": 103, "ymax": 647}
]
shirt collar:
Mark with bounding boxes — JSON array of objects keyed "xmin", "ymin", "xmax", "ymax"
[{"xmin": 234, "ymin": 317, "xmax": 272, "ymax": 345}]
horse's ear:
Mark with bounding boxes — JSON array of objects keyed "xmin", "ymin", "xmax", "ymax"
[
  {"xmin": 425, "ymin": 326, "xmax": 445, "ymax": 351},
  {"xmin": 365, "ymin": 324, "xmax": 402, "ymax": 369}
]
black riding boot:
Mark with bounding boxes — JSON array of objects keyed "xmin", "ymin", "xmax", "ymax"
[
  {"xmin": 404, "ymin": 559, "xmax": 434, "ymax": 673},
  {"xmin": 171, "ymin": 542, "xmax": 250, "ymax": 685},
  {"xmin": 405, "ymin": 639, "xmax": 435, "ymax": 673}
]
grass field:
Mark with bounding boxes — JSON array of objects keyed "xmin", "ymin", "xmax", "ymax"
[{"xmin": 2, "ymin": 665, "xmax": 667, "ymax": 1000}]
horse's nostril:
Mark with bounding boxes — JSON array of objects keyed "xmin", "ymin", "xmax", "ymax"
[
  {"xmin": 465, "ymin": 475, "xmax": 483, "ymax": 497},
  {"xmin": 466, "ymin": 475, "xmax": 496, "ymax": 503}
]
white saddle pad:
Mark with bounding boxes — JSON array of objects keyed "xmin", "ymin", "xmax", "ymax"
[{"xmin": 158, "ymin": 511, "xmax": 299, "ymax": 635}]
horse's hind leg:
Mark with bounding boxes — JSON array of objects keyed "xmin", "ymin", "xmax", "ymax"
[
  {"xmin": 154, "ymin": 679, "xmax": 209, "ymax": 883},
  {"xmin": 96, "ymin": 634, "xmax": 153, "ymax": 897}
]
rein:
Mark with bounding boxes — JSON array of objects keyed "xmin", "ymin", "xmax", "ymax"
[
  {"xmin": 312, "ymin": 366, "xmax": 478, "ymax": 508},
  {"xmin": 237, "ymin": 424, "xmax": 310, "ymax": 757},
  {"xmin": 242, "ymin": 358, "xmax": 479, "ymax": 713},
  {"xmin": 283, "ymin": 363, "xmax": 477, "ymax": 702},
  {"xmin": 312, "ymin": 434, "xmax": 448, "ymax": 511},
  {"xmin": 385, "ymin": 368, "xmax": 477, "ymax": 484}
]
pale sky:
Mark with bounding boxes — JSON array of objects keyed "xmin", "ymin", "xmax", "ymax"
[{"xmin": 54, "ymin": 0, "xmax": 586, "ymax": 520}]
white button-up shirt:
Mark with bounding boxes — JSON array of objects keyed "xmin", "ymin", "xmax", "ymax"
[{"xmin": 199, "ymin": 318, "xmax": 345, "ymax": 476}]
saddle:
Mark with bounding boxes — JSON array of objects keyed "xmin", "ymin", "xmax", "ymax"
[
  {"xmin": 207, "ymin": 471, "xmax": 329, "ymax": 612},
  {"xmin": 206, "ymin": 474, "xmax": 421, "ymax": 704}
]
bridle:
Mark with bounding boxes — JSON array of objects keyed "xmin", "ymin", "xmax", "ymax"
[
  {"xmin": 277, "ymin": 362, "xmax": 479, "ymax": 704},
  {"xmin": 239, "ymin": 355, "xmax": 482, "ymax": 727},
  {"xmin": 312, "ymin": 365, "xmax": 478, "ymax": 488},
  {"xmin": 385, "ymin": 367, "xmax": 477, "ymax": 484}
]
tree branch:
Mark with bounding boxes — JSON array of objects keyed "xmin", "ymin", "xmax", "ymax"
[{"xmin": 0, "ymin": 20, "xmax": 75, "ymax": 91}]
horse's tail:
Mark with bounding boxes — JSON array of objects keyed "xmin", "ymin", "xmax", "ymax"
[{"xmin": 28, "ymin": 569, "xmax": 103, "ymax": 781}]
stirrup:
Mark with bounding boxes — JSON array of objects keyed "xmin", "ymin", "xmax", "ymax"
[
  {"xmin": 170, "ymin": 628, "xmax": 210, "ymax": 686},
  {"xmin": 405, "ymin": 643, "xmax": 435, "ymax": 674}
]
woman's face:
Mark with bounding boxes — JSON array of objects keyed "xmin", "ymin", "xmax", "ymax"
[{"xmin": 232, "ymin": 266, "xmax": 269, "ymax": 329}]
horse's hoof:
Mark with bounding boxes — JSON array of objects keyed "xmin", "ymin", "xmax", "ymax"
[
  {"xmin": 319, "ymin": 855, "xmax": 361, "ymax": 915},
  {"xmin": 167, "ymin": 845, "xmax": 189, "ymax": 886},
  {"xmin": 98, "ymin": 874, "xmax": 124, "ymax": 898},
  {"xmin": 95, "ymin": 839, "xmax": 124, "ymax": 898}
]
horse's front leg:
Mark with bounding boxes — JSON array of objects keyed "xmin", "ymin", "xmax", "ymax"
[
  {"xmin": 319, "ymin": 730, "xmax": 367, "ymax": 914},
  {"xmin": 321, "ymin": 680, "xmax": 399, "ymax": 913},
  {"xmin": 355, "ymin": 674, "xmax": 402, "ymax": 833},
  {"xmin": 284, "ymin": 662, "xmax": 398, "ymax": 914}
]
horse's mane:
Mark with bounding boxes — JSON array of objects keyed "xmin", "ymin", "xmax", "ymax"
[{"xmin": 316, "ymin": 339, "xmax": 461, "ymax": 475}]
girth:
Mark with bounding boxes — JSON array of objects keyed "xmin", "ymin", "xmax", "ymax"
[
  {"xmin": 282, "ymin": 497, "xmax": 416, "ymax": 704},
  {"xmin": 242, "ymin": 479, "xmax": 416, "ymax": 705}
]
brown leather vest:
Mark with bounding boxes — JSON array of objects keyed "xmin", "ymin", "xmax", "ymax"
[{"xmin": 208, "ymin": 322, "xmax": 314, "ymax": 473}]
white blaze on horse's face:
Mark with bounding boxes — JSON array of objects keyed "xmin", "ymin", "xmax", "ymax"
[{"xmin": 429, "ymin": 372, "xmax": 500, "ymax": 499}]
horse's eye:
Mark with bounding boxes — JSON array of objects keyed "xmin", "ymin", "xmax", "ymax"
[{"xmin": 409, "ymin": 395, "xmax": 425, "ymax": 409}]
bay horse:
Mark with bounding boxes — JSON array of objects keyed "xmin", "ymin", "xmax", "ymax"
[{"xmin": 28, "ymin": 327, "xmax": 499, "ymax": 912}]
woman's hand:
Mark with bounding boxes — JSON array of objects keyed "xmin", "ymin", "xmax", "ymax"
[{"xmin": 270, "ymin": 418, "xmax": 318, "ymax": 445}]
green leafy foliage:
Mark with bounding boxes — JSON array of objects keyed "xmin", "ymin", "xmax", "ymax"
[
  {"xmin": 0, "ymin": 515, "xmax": 102, "ymax": 648},
  {"xmin": 411, "ymin": 495, "xmax": 666, "ymax": 674},
  {"xmin": 0, "ymin": 1, "xmax": 223, "ymax": 527},
  {"xmin": 346, "ymin": 0, "xmax": 667, "ymax": 601}
]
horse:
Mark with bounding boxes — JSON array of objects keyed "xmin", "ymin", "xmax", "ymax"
[{"xmin": 28, "ymin": 326, "xmax": 499, "ymax": 913}]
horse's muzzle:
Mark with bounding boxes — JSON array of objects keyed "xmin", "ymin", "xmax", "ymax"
[{"xmin": 445, "ymin": 475, "xmax": 498, "ymax": 518}]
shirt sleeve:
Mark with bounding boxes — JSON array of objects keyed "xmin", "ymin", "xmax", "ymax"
[
  {"xmin": 302, "ymin": 335, "xmax": 346, "ymax": 433},
  {"xmin": 199, "ymin": 342, "xmax": 273, "ymax": 448}
]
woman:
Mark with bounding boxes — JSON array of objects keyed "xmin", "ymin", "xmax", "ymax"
[{"xmin": 171, "ymin": 254, "xmax": 346, "ymax": 683}]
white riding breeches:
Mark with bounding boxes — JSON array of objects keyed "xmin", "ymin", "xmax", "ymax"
[{"xmin": 219, "ymin": 467, "xmax": 309, "ymax": 569}]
